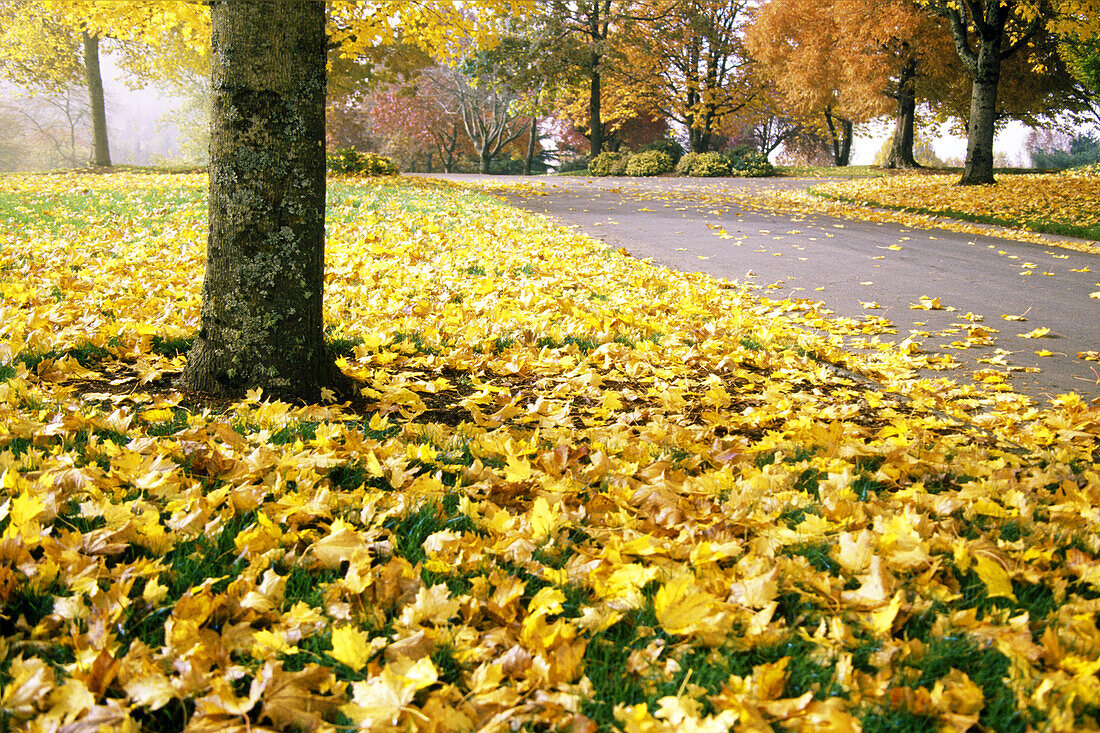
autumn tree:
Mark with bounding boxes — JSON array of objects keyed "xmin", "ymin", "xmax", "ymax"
[
  {"xmin": 540, "ymin": 1, "xmax": 673, "ymax": 155},
  {"xmin": 446, "ymin": 57, "xmax": 531, "ymax": 173},
  {"xmin": 626, "ymin": 0, "xmax": 759, "ymax": 153},
  {"xmin": 0, "ymin": 1, "xmax": 112, "ymax": 166},
  {"xmin": 1059, "ymin": 14, "xmax": 1100, "ymax": 123},
  {"xmin": 832, "ymin": 0, "xmax": 960, "ymax": 169},
  {"xmin": 472, "ymin": 28, "xmax": 559, "ymax": 174},
  {"xmin": 182, "ymin": 0, "xmax": 525, "ymax": 401},
  {"xmin": 923, "ymin": 0, "xmax": 1049, "ymax": 183},
  {"xmin": 747, "ymin": 0, "xmax": 880, "ymax": 165}
]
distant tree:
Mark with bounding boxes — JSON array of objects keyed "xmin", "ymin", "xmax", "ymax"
[
  {"xmin": 541, "ymin": 1, "xmax": 675, "ymax": 155},
  {"xmin": 0, "ymin": 1, "xmax": 111, "ymax": 165},
  {"xmin": 747, "ymin": 0, "xmax": 880, "ymax": 165},
  {"xmin": 748, "ymin": 0, "xmax": 960, "ymax": 168},
  {"xmin": 0, "ymin": 87, "xmax": 90, "ymax": 169},
  {"xmin": 625, "ymin": 0, "xmax": 759, "ymax": 153},
  {"xmin": 873, "ymin": 131, "xmax": 948, "ymax": 166}
]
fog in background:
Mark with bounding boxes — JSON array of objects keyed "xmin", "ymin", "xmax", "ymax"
[{"xmin": 0, "ymin": 52, "xmax": 206, "ymax": 171}]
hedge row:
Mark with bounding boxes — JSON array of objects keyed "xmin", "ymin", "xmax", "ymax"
[{"xmin": 590, "ymin": 147, "xmax": 774, "ymax": 178}]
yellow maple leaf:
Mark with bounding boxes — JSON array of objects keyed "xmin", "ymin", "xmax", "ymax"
[
  {"xmin": 973, "ymin": 554, "xmax": 1016, "ymax": 601},
  {"xmin": 529, "ymin": 496, "xmax": 557, "ymax": 540},
  {"xmin": 655, "ymin": 574, "xmax": 715, "ymax": 635},
  {"xmin": 330, "ymin": 626, "xmax": 373, "ymax": 671},
  {"xmin": 1018, "ymin": 327, "xmax": 1051, "ymax": 338},
  {"xmin": 504, "ymin": 455, "xmax": 533, "ymax": 483},
  {"xmin": 400, "ymin": 584, "xmax": 460, "ymax": 627}
]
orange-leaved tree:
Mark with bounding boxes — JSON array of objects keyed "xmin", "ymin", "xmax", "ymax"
[{"xmin": 747, "ymin": 0, "xmax": 887, "ymax": 165}]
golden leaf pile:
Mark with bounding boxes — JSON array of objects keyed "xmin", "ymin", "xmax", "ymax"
[
  {"xmin": 1, "ymin": 173, "xmax": 1099, "ymax": 732},
  {"xmin": 814, "ymin": 172, "xmax": 1100, "ymax": 251}
]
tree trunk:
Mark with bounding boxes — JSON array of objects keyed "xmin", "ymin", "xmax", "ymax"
[
  {"xmin": 524, "ymin": 115, "xmax": 538, "ymax": 175},
  {"xmin": 182, "ymin": 0, "xmax": 344, "ymax": 402},
  {"xmin": 480, "ymin": 148, "xmax": 492, "ymax": 173},
  {"xmin": 82, "ymin": 32, "xmax": 111, "ymax": 167},
  {"xmin": 960, "ymin": 42, "xmax": 1002, "ymax": 184},
  {"xmin": 589, "ymin": 65, "xmax": 604, "ymax": 156},
  {"xmin": 689, "ymin": 126, "xmax": 710, "ymax": 153},
  {"xmin": 883, "ymin": 57, "xmax": 920, "ymax": 169},
  {"xmin": 824, "ymin": 110, "xmax": 853, "ymax": 166}
]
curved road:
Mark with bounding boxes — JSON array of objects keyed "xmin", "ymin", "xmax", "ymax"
[{"xmin": 434, "ymin": 174, "xmax": 1100, "ymax": 403}]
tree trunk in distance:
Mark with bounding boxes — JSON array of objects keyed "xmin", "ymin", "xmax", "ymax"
[
  {"xmin": 83, "ymin": 32, "xmax": 111, "ymax": 167},
  {"xmin": 824, "ymin": 111, "xmax": 853, "ymax": 166},
  {"xmin": 884, "ymin": 57, "xmax": 920, "ymax": 169},
  {"xmin": 524, "ymin": 114, "xmax": 538, "ymax": 175},
  {"xmin": 959, "ymin": 42, "xmax": 1002, "ymax": 184},
  {"xmin": 589, "ymin": 64, "xmax": 604, "ymax": 156},
  {"xmin": 182, "ymin": 0, "xmax": 345, "ymax": 403},
  {"xmin": 837, "ymin": 118, "xmax": 852, "ymax": 166}
]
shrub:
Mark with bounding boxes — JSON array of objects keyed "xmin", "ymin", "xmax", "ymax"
[
  {"xmin": 729, "ymin": 149, "xmax": 775, "ymax": 177},
  {"xmin": 625, "ymin": 150, "xmax": 674, "ymax": 177},
  {"xmin": 589, "ymin": 151, "xmax": 625, "ymax": 176},
  {"xmin": 689, "ymin": 151, "xmax": 732, "ymax": 177},
  {"xmin": 641, "ymin": 138, "xmax": 684, "ymax": 165},
  {"xmin": 675, "ymin": 152, "xmax": 699, "ymax": 176},
  {"xmin": 610, "ymin": 152, "xmax": 632, "ymax": 176},
  {"xmin": 327, "ymin": 148, "xmax": 398, "ymax": 176}
]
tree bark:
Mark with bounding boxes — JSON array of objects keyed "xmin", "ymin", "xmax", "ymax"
[
  {"xmin": 883, "ymin": 56, "xmax": 920, "ymax": 169},
  {"xmin": 948, "ymin": 0, "xmax": 1044, "ymax": 185},
  {"xmin": 524, "ymin": 114, "xmax": 538, "ymax": 175},
  {"xmin": 824, "ymin": 109, "xmax": 852, "ymax": 166},
  {"xmin": 959, "ymin": 39, "xmax": 1002, "ymax": 184},
  {"xmin": 589, "ymin": 64, "xmax": 604, "ymax": 156},
  {"xmin": 182, "ymin": 0, "xmax": 344, "ymax": 402},
  {"xmin": 82, "ymin": 32, "xmax": 111, "ymax": 167}
]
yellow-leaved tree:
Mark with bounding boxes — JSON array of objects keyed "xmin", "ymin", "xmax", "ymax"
[
  {"xmin": 624, "ymin": 0, "xmax": 761, "ymax": 153},
  {"xmin": 0, "ymin": 0, "xmax": 208, "ymax": 167}
]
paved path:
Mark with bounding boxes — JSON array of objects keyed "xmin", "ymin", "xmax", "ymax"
[{"xmin": 434, "ymin": 174, "xmax": 1100, "ymax": 403}]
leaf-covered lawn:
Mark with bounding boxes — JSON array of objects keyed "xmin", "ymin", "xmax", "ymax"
[
  {"xmin": 1, "ymin": 173, "xmax": 1099, "ymax": 732},
  {"xmin": 812, "ymin": 172, "xmax": 1100, "ymax": 245}
]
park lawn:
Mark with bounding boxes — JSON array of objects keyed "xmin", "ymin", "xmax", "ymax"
[
  {"xmin": 1, "ymin": 172, "xmax": 1099, "ymax": 732},
  {"xmin": 811, "ymin": 171, "xmax": 1100, "ymax": 243}
]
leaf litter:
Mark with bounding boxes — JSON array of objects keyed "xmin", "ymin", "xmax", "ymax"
[{"xmin": 1, "ymin": 173, "xmax": 1099, "ymax": 732}]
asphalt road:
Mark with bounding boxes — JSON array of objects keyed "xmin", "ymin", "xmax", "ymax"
[{"xmin": 435, "ymin": 174, "xmax": 1100, "ymax": 403}]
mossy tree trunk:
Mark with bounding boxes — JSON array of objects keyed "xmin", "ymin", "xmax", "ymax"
[
  {"xmin": 182, "ymin": 0, "xmax": 344, "ymax": 403},
  {"xmin": 82, "ymin": 32, "xmax": 111, "ymax": 168}
]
